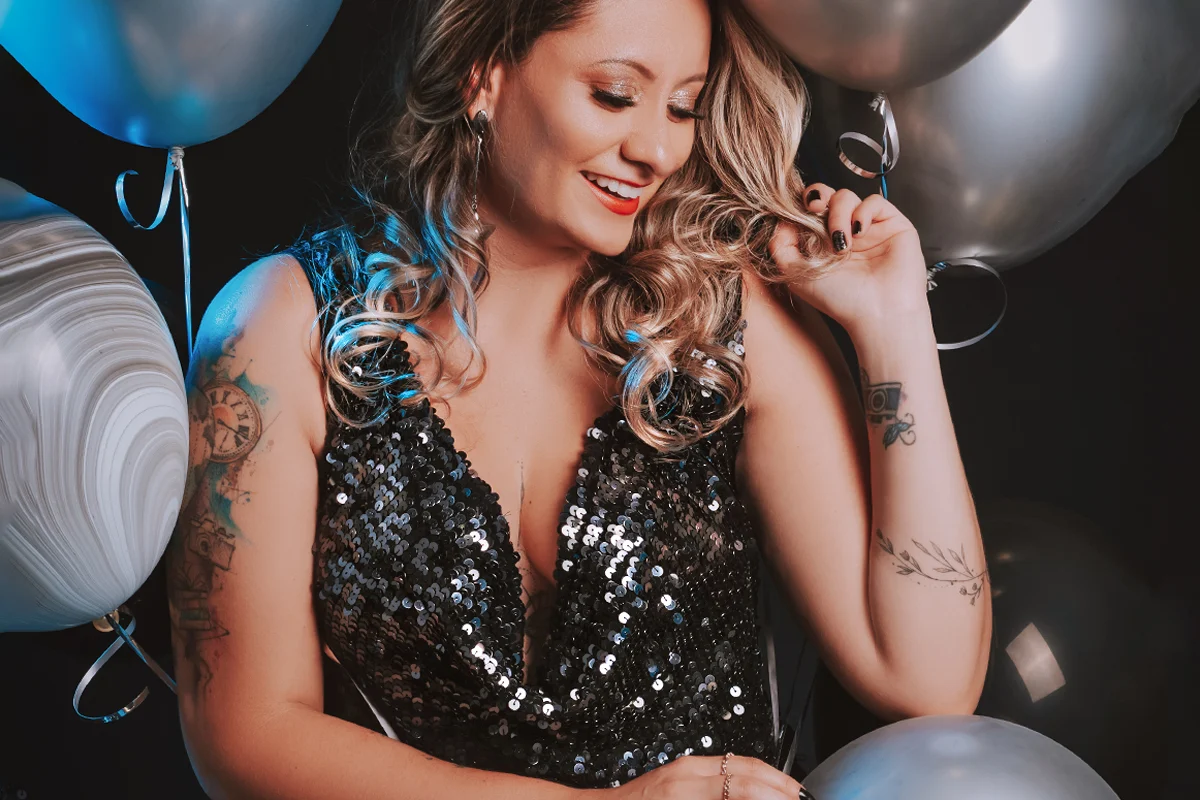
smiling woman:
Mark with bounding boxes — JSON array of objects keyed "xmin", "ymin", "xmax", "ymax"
[{"xmin": 164, "ymin": 0, "xmax": 985, "ymax": 798}]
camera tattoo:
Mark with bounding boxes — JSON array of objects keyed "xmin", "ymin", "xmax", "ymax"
[
  {"xmin": 166, "ymin": 329, "xmax": 273, "ymax": 695},
  {"xmin": 875, "ymin": 529, "xmax": 988, "ymax": 605},
  {"xmin": 860, "ymin": 368, "xmax": 916, "ymax": 448}
]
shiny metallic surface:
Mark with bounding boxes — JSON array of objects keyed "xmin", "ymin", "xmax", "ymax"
[
  {"xmin": 802, "ymin": 0, "xmax": 1200, "ymax": 269},
  {"xmin": 804, "ymin": 715, "xmax": 1118, "ymax": 799},
  {"xmin": 0, "ymin": 0, "xmax": 342, "ymax": 147},
  {"xmin": 743, "ymin": 0, "xmax": 1031, "ymax": 91}
]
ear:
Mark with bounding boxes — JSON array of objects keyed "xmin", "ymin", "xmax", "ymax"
[{"xmin": 465, "ymin": 59, "xmax": 506, "ymax": 118}]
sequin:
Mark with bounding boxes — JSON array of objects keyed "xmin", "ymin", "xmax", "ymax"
[{"xmin": 296, "ymin": 243, "xmax": 775, "ymax": 788}]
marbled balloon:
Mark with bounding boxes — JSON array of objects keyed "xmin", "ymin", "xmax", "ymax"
[{"xmin": 0, "ymin": 178, "xmax": 187, "ymax": 632}]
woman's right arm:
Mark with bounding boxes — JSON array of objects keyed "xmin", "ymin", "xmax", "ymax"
[{"xmin": 164, "ymin": 254, "xmax": 588, "ymax": 800}]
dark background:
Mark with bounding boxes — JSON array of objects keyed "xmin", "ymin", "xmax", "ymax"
[{"xmin": 1, "ymin": 2, "xmax": 1193, "ymax": 798}]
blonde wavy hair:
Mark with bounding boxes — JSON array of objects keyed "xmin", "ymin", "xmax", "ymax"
[{"xmin": 292, "ymin": 0, "xmax": 844, "ymax": 452}]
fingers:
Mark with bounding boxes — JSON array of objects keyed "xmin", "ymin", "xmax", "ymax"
[
  {"xmin": 802, "ymin": 182, "xmax": 834, "ymax": 210},
  {"xmin": 846, "ymin": 192, "xmax": 891, "ymax": 242},
  {"xmin": 674, "ymin": 754, "xmax": 808, "ymax": 798},
  {"xmin": 768, "ymin": 219, "xmax": 801, "ymax": 270},
  {"xmin": 670, "ymin": 774, "xmax": 801, "ymax": 800},
  {"xmin": 802, "ymin": 182, "xmax": 892, "ymax": 254}
]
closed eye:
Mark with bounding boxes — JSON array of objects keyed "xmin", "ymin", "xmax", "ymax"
[{"xmin": 592, "ymin": 89, "xmax": 707, "ymax": 121}]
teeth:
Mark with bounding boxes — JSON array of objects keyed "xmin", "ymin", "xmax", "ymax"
[{"xmin": 585, "ymin": 171, "xmax": 641, "ymax": 199}]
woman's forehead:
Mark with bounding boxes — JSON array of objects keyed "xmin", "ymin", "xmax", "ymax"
[{"xmin": 540, "ymin": 0, "xmax": 712, "ymax": 81}]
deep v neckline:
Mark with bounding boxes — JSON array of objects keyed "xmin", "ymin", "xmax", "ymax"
[{"xmin": 398, "ymin": 341, "xmax": 625, "ymax": 686}]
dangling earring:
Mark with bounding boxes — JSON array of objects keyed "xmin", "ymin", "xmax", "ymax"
[{"xmin": 464, "ymin": 109, "xmax": 489, "ymax": 233}]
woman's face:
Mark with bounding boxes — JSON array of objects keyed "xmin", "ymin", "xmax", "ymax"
[{"xmin": 475, "ymin": 0, "xmax": 712, "ymax": 258}]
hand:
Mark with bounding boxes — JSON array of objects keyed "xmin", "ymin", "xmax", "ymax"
[
  {"xmin": 593, "ymin": 753, "xmax": 813, "ymax": 800},
  {"xmin": 769, "ymin": 183, "xmax": 929, "ymax": 334}
]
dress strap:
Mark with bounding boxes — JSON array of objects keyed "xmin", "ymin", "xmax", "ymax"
[{"xmin": 287, "ymin": 238, "xmax": 338, "ymax": 347}]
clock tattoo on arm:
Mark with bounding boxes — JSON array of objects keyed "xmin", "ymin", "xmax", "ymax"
[
  {"xmin": 203, "ymin": 380, "xmax": 263, "ymax": 463},
  {"xmin": 166, "ymin": 328, "xmax": 274, "ymax": 696}
]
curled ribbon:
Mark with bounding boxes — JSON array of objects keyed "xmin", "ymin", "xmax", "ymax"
[
  {"xmin": 115, "ymin": 145, "xmax": 195, "ymax": 362},
  {"xmin": 836, "ymin": 94, "xmax": 1006, "ymax": 349},
  {"xmin": 74, "ymin": 607, "xmax": 177, "ymax": 724}
]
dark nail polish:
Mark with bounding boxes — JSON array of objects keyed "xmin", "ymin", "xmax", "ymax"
[
  {"xmin": 832, "ymin": 230, "xmax": 848, "ymax": 252},
  {"xmin": 805, "ymin": 188, "xmax": 820, "ymax": 204},
  {"xmin": 852, "ymin": 220, "xmax": 862, "ymax": 236}
]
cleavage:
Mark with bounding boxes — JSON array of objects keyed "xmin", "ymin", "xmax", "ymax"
[{"xmin": 430, "ymin": 385, "xmax": 614, "ymax": 675}]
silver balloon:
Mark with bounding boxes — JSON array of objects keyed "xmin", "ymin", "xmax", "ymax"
[
  {"xmin": 0, "ymin": 178, "xmax": 188, "ymax": 632},
  {"xmin": 743, "ymin": 0, "xmax": 1032, "ymax": 92},
  {"xmin": 802, "ymin": 0, "xmax": 1200, "ymax": 269},
  {"xmin": 0, "ymin": 0, "xmax": 342, "ymax": 147},
  {"xmin": 805, "ymin": 715, "xmax": 1119, "ymax": 800}
]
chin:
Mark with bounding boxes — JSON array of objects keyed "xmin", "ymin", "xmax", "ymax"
[
  {"xmin": 588, "ymin": 233, "xmax": 634, "ymax": 258},
  {"xmin": 566, "ymin": 215, "xmax": 636, "ymax": 258}
]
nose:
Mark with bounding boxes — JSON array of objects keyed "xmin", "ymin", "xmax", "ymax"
[{"xmin": 619, "ymin": 108, "xmax": 682, "ymax": 179}]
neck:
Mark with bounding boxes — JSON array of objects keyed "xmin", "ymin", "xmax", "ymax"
[{"xmin": 466, "ymin": 216, "xmax": 592, "ymax": 349}]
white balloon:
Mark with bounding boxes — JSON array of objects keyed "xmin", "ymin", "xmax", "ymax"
[
  {"xmin": 0, "ymin": 178, "xmax": 187, "ymax": 632},
  {"xmin": 805, "ymin": 715, "xmax": 1119, "ymax": 799}
]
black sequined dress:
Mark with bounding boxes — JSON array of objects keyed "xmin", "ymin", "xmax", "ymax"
[{"xmin": 293, "ymin": 244, "xmax": 783, "ymax": 788}]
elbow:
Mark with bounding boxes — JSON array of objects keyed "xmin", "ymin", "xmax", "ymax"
[
  {"xmin": 179, "ymin": 703, "xmax": 283, "ymax": 800},
  {"xmin": 871, "ymin": 689, "xmax": 981, "ymax": 724},
  {"xmin": 873, "ymin": 663, "xmax": 988, "ymax": 722},
  {"xmin": 872, "ymin": 624, "xmax": 992, "ymax": 722},
  {"xmin": 179, "ymin": 714, "xmax": 246, "ymax": 800}
]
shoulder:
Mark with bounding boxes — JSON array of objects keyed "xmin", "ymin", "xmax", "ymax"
[
  {"xmin": 737, "ymin": 265, "xmax": 856, "ymax": 418},
  {"xmin": 195, "ymin": 252, "xmax": 328, "ymax": 454}
]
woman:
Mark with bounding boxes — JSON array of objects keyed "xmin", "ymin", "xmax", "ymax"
[{"xmin": 165, "ymin": 0, "xmax": 991, "ymax": 797}]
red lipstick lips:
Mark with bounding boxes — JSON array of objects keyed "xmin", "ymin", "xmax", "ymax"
[{"xmin": 582, "ymin": 172, "xmax": 641, "ymax": 216}]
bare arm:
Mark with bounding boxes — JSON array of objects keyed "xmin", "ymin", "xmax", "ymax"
[
  {"xmin": 165, "ymin": 254, "xmax": 592, "ymax": 800},
  {"xmin": 736, "ymin": 270, "xmax": 989, "ymax": 721},
  {"xmin": 199, "ymin": 703, "xmax": 591, "ymax": 800}
]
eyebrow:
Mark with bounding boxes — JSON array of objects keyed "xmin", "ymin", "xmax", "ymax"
[{"xmin": 591, "ymin": 57, "xmax": 707, "ymax": 86}]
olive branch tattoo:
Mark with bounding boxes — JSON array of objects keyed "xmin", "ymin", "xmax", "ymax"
[{"xmin": 875, "ymin": 529, "xmax": 987, "ymax": 605}]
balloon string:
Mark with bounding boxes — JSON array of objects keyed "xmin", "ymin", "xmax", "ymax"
[
  {"xmin": 836, "ymin": 92, "xmax": 899, "ymax": 180},
  {"xmin": 174, "ymin": 147, "xmax": 194, "ymax": 365},
  {"xmin": 834, "ymin": 93, "xmax": 1005, "ymax": 349},
  {"xmin": 73, "ymin": 608, "xmax": 177, "ymax": 724},
  {"xmin": 928, "ymin": 258, "xmax": 1009, "ymax": 350},
  {"xmin": 115, "ymin": 146, "xmax": 195, "ymax": 364}
]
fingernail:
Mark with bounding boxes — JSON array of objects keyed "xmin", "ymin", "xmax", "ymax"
[
  {"xmin": 832, "ymin": 230, "xmax": 848, "ymax": 252},
  {"xmin": 851, "ymin": 220, "xmax": 862, "ymax": 236},
  {"xmin": 805, "ymin": 188, "xmax": 820, "ymax": 204}
]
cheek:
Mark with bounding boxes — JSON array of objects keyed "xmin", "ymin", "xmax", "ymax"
[{"xmin": 541, "ymin": 92, "xmax": 622, "ymax": 163}]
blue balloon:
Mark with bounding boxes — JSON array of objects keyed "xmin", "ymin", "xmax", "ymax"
[
  {"xmin": 805, "ymin": 715, "xmax": 1119, "ymax": 800},
  {"xmin": 0, "ymin": 0, "xmax": 342, "ymax": 147}
]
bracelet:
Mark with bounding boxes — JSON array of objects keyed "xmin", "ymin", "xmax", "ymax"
[{"xmin": 721, "ymin": 752, "xmax": 733, "ymax": 800}]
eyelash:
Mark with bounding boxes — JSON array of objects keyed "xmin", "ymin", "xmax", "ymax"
[{"xmin": 592, "ymin": 89, "xmax": 707, "ymax": 121}]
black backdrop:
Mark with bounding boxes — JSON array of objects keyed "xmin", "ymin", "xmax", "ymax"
[{"xmin": 0, "ymin": 2, "xmax": 1193, "ymax": 798}]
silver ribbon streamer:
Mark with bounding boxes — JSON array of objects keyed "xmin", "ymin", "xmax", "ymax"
[
  {"xmin": 927, "ymin": 257, "xmax": 1009, "ymax": 351},
  {"xmin": 73, "ymin": 607, "xmax": 177, "ymax": 723},
  {"xmin": 836, "ymin": 94, "xmax": 1005, "ymax": 350},
  {"xmin": 116, "ymin": 145, "xmax": 195, "ymax": 362},
  {"xmin": 837, "ymin": 93, "xmax": 900, "ymax": 180}
]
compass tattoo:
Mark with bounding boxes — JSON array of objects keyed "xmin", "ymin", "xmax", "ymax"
[{"xmin": 166, "ymin": 328, "xmax": 273, "ymax": 695}]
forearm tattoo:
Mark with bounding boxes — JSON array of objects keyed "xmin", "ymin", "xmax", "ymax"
[
  {"xmin": 166, "ymin": 329, "xmax": 272, "ymax": 695},
  {"xmin": 860, "ymin": 368, "xmax": 916, "ymax": 448},
  {"xmin": 875, "ymin": 529, "xmax": 988, "ymax": 605}
]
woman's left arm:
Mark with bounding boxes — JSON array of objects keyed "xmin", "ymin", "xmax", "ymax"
[{"xmin": 736, "ymin": 185, "xmax": 991, "ymax": 721}]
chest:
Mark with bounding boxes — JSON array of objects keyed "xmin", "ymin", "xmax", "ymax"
[{"xmin": 434, "ymin": 386, "xmax": 613, "ymax": 590}]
